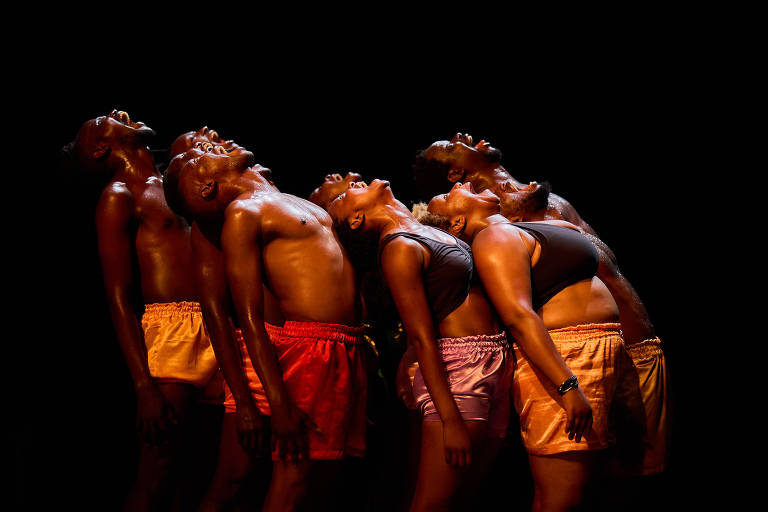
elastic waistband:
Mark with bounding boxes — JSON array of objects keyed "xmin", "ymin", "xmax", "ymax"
[
  {"xmin": 269, "ymin": 320, "xmax": 365, "ymax": 343},
  {"xmin": 545, "ymin": 322, "xmax": 623, "ymax": 343},
  {"xmin": 437, "ymin": 333, "xmax": 508, "ymax": 354},
  {"xmin": 625, "ymin": 337, "xmax": 663, "ymax": 361},
  {"xmin": 143, "ymin": 301, "xmax": 201, "ymax": 317}
]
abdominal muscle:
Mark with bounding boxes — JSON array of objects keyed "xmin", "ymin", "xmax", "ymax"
[{"xmin": 538, "ymin": 276, "xmax": 620, "ymax": 331}]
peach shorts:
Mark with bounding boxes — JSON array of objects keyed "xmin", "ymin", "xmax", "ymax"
[
  {"xmin": 224, "ymin": 321, "xmax": 368, "ymax": 461},
  {"xmin": 612, "ymin": 337, "xmax": 670, "ymax": 475},
  {"xmin": 512, "ymin": 323, "xmax": 624, "ymax": 456},
  {"xmin": 141, "ymin": 302, "xmax": 221, "ymax": 398},
  {"xmin": 412, "ymin": 333, "xmax": 513, "ymax": 438}
]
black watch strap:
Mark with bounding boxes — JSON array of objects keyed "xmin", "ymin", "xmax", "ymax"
[{"xmin": 557, "ymin": 375, "xmax": 578, "ymax": 396}]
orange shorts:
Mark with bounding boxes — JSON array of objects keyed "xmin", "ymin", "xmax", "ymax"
[
  {"xmin": 512, "ymin": 323, "xmax": 624, "ymax": 456},
  {"xmin": 612, "ymin": 337, "xmax": 670, "ymax": 475},
  {"xmin": 141, "ymin": 302, "xmax": 221, "ymax": 400},
  {"xmin": 224, "ymin": 321, "xmax": 368, "ymax": 461}
]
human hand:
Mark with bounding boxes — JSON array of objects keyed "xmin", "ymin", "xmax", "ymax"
[
  {"xmin": 270, "ymin": 402, "xmax": 318, "ymax": 461},
  {"xmin": 236, "ymin": 400, "xmax": 268, "ymax": 453},
  {"xmin": 442, "ymin": 417, "xmax": 472, "ymax": 468},
  {"xmin": 561, "ymin": 386, "xmax": 593, "ymax": 443},
  {"xmin": 135, "ymin": 385, "xmax": 177, "ymax": 445}
]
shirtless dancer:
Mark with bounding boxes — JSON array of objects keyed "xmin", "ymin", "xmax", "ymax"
[
  {"xmin": 416, "ymin": 132, "xmax": 670, "ymax": 478},
  {"xmin": 169, "ymin": 126, "xmax": 246, "ymax": 159},
  {"xmin": 163, "ymin": 143, "xmax": 367, "ymax": 512},
  {"xmin": 166, "ymin": 130, "xmax": 276, "ymax": 510},
  {"xmin": 66, "ymin": 110, "xmax": 220, "ymax": 510},
  {"xmin": 308, "ymin": 172, "xmax": 363, "ymax": 209}
]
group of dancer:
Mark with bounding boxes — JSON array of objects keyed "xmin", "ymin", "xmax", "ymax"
[{"xmin": 63, "ymin": 110, "xmax": 670, "ymax": 512}]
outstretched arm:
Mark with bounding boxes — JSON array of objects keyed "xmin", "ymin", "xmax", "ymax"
[
  {"xmin": 95, "ymin": 186, "xmax": 172, "ymax": 445},
  {"xmin": 221, "ymin": 207, "xmax": 312, "ymax": 461},
  {"xmin": 473, "ymin": 226, "xmax": 593, "ymax": 442},
  {"xmin": 381, "ymin": 238, "xmax": 472, "ymax": 467},
  {"xmin": 191, "ymin": 222, "xmax": 266, "ymax": 451}
]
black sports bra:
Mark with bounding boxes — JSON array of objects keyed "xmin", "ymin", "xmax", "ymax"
[
  {"xmin": 513, "ymin": 222, "xmax": 599, "ymax": 308},
  {"xmin": 378, "ymin": 231, "xmax": 473, "ymax": 324}
]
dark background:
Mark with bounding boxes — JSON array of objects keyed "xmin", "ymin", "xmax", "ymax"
[{"xmin": 16, "ymin": 48, "xmax": 720, "ymax": 509}]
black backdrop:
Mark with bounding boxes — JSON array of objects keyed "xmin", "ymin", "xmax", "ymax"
[{"xmin": 18, "ymin": 61, "xmax": 714, "ymax": 509}]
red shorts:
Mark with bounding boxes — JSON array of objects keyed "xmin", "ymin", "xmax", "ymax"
[{"xmin": 224, "ymin": 321, "xmax": 368, "ymax": 461}]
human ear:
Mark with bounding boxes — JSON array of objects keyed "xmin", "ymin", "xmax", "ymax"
[
  {"xmin": 92, "ymin": 144, "xmax": 110, "ymax": 160},
  {"xmin": 349, "ymin": 210, "xmax": 365, "ymax": 230},
  {"xmin": 447, "ymin": 168, "xmax": 465, "ymax": 183},
  {"xmin": 449, "ymin": 216, "xmax": 466, "ymax": 236},
  {"xmin": 201, "ymin": 180, "xmax": 217, "ymax": 199}
]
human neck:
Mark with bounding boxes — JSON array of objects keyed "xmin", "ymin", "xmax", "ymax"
[
  {"xmin": 372, "ymin": 200, "xmax": 424, "ymax": 236},
  {"xmin": 465, "ymin": 210, "xmax": 507, "ymax": 240},
  {"xmin": 111, "ymin": 146, "xmax": 158, "ymax": 183}
]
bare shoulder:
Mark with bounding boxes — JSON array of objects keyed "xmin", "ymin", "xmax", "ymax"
[
  {"xmin": 534, "ymin": 219, "xmax": 582, "ymax": 232},
  {"xmin": 474, "ymin": 222, "xmax": 521, "ymax": 248},
  {"xmin": 95, "ymin": 181, "xmax": 134, "ymax": 226},
  {"xmin": 548, "ymin": 193, "xmax": 596, "ymax": 235},
  {"xmin": 281, "ymin": 193, "xmax": 334, "ymax": 224},
  {"xmin": 380, "ymin": 235, "xmax": 425, "ymax": 268},
  {"xmin": 473, "ymin": 225, "xmax": 533, "ymax": 274},
  {"xmin": 223, "ymin": 196, "xmax": 266, "ymax": 232},
  {"xmin": 548, "ymin": 192, "xmax": 577, "ymax": 213}
]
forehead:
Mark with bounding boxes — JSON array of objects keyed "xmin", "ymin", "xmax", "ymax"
[
  {"xmin": 425, "ymin": 141, "xmax": 450, "ymax": 159},
  {"xmin": 179, "ymin": 152, "xmax": 218, "ymax": 178}
]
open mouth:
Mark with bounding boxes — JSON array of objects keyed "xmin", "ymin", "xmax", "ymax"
[{"xmin": 109, "ymin": 110, "xmax": 141, "ymax": 128}]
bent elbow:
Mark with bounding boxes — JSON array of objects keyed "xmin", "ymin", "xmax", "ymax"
[{"xmin": 503, "ymin": 307, "xmax": 540, "ymax": 335}]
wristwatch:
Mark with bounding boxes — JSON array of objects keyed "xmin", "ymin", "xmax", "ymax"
[{"xmin": 557, "ymin": 375, "xmax": 578, "ymax": 396}]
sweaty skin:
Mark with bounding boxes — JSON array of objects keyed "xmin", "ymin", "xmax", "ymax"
[
  {"xmin": 169, "ymin": 125, "xmax": 244, "ymax": 158},
  {"xmin": 71, "ymin": 110, "xmax": 205, "ymax": 509},
  {"xmin": 166, "ymin": 142, "xmax": 285, "ymax": 510},
  {"xmin": 428, "ymin": 181, "xmax": 620, "ymax": 512},
  {"xmin": 428, "ymin": 182, "xmax": 603, "ymax": 441},
  {"xmin": 167, "ymin": 145, "xmax": 361, "ymax": 511},
  {"xmin": 308, "ymin": 171, "xmax": 363, "ymax": 209},
  {"xmin": 328, "ymin": 179, "xmax": 506, "ymax": 511},
  {"xmin": 79, "ymin": 111, "xmax": 197, "ymax": 440},
  {"xmin": 423, "ymin": 132, "xmax": 655, "ymax": 345}
]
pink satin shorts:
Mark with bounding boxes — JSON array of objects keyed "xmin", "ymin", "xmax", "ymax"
[{"xmin": 413, "ymin": 333, "xmax": 513, "ymax": 437}]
